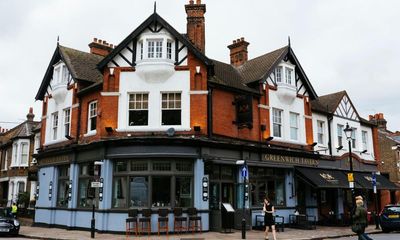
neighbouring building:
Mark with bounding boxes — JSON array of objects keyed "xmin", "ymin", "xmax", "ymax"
[
  {"xmin": 369, "ymin": 113, "xmax": 400, "ymax": 204},
  {"xmin": 33, "ymin": 0, "xmax": 397, "ymax": 233},
  {"xmin": 0, "ymin": 108, "xmax": 40, "ymax": 207}
]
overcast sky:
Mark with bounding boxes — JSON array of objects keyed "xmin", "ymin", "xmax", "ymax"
[{"xmin": 0, "ymin": 0, "xmax": 399, "ymax": 131}]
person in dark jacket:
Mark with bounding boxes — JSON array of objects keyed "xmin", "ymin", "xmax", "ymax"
[{"xmin": 352, "ymin": 197, "xmax": 373, "ymax": 240}]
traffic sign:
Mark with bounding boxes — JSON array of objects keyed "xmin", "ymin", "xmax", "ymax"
[
  {"xmin": 347, "ymin": 173, "xmax": 354, "ymax": 182},
  {"xmin": 241, "ymin": 166, "xmax": 248, "ymax": 178},
  {"xmin": 372, "ymin": 172, "xmax": 377, "ymax": 186},
  {"xmin": 91, "ymin": 181, "xmax": 102, "ymax": 188}
]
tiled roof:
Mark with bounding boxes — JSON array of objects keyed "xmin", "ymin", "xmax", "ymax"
[
  {"xmin": 239, "ymin": 46, "xmax": 288, "ymax": 84},
  {"xmin": 311, "ymin": 91, "xmax": 346, "ymax": 113},
  {"xmin": 0, "ymin": 121, "xmax": 40, "ymax": 146},
  {"xmin": 59, "ymin": 46, "xmax": 104, "ymax": 83}
]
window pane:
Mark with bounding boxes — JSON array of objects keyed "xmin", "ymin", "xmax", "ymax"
[
  {"xmin": 114, "ymin": 160, "xmax": 127, "ymax": 172},
  {"xmin": 130, "ymin": 177, "xmax": 148, "ymax": 207},
  {"xmin": 176, "ymin": 161, "xmax": 192, "ymax": 172},
  {"xmin": 112, "ymin": 177, "xmax": 127, "ymax": 208},
  {"xmin": 162, "ymin": 110, "xmax": 181, "ymax": 125},
  {"xmin": 131, "ymin": 161, "xmax": 148, "ymax": 171},
  {"xmin": 129, "ymin": 110, "xmax": 148, "ymax": 126},
  {"xmin": 175, "ymin": 177, "xmax": 192, "ymax": 207},
  {"xmin": 78, "ymin": 179, "xmax": 90, "ymax": 207},
  {"xmin": 152, "ymin": 176, "xmax": 171, "ymax": 207},
  {"xmin": 152, "ymin": 162, "xmax": 171, "ymax": 171},
  {"xmin": 57, "ymin": 179, "xmax": 69, "ymax": 207},
  {"xmin": 275, "ymin": 179, "xmax": 285, "ymax": 206}
]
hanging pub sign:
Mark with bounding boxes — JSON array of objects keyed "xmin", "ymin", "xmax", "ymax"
[{"xmin": 233, "ymin": 95, "xmax": 253, "ymax": 129}]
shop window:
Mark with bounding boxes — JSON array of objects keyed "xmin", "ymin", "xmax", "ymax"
[
  {"xmin": 112, "ymin": 159, "xmax": 193, "ymax": 209},
  {"xmin": 112, "ymin": 176, "xmax": 127, "ymax": 208},
  {"xmin": 152, "ymin": 176, "xmax": 171, "ymax": 207},
  {"xmin": 78, "ymin": 163, "xmax": 97, "ymax": 208},
  {"xmin": 57, "ymin": 165, "xmax": 70, "ymax": 207},
  {"xmin": 129, "ymin": 176, "xmax": 148, "ymax": 207},
  {"xmin": 128, "ymin": 93, "xmax": 149, "ymax": 126},
  {"xmin": 175, "ymin": 177, "xmax": 192, "ymax": 207},
  {"xmin": 161, "ymin": 92, "xmax": 181, "ymax": 125},
  {"xmin": 249, "ymin": 167, "xmax": 286, "ymax": 207}
]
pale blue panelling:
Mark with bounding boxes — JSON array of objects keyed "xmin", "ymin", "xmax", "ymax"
[
  {"xmin": 54, "ymin": 210, "xmax": 70, "ymax": 226},
  {"xmin": 285, "ymin": 170, "xmax": 296, "ymax": 207}
]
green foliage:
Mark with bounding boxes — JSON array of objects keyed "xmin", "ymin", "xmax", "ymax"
[{"xmin": 17, "ymin": 192, "xmax": 30, "ymax": 208}]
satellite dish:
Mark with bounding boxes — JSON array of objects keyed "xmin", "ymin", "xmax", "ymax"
[{"xmin": 166, "ymin": 127, "xmax": 175, "ymax": 137}]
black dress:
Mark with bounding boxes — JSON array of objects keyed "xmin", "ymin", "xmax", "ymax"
[{"xmin": 264, "ymin": 203, "xmax": 274, "ymax": 227}]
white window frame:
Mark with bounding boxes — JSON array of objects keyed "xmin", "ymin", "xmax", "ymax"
[
  {"xmin": 317, "ymin": 120, "xmax": 325, "ymax": 145},
  {"xmin": 10, "ymin": 139, "xmax": 30, "ymax": 167},
  {"xmin": 52, "ymin": 112, "xmax": 59, "ymax": 140},
  {"xmin": 351, "ymin": 128, "xmax": 357, "ymax": 149},
  {"xmin": 290, "ymin": 112, "xmax": 299, "ymax": 141},
  {"xmin": 362, "ymin": 130, "xmax": 368, "ymax": 151},
  {"xmin": 20, "ymin": 142, "xmax": 28, "ymax": 166},
  {"xmin": 128, "ymin": 93, "xmax": 149, "ymax": 126},
  {"xmin": 337, "ymin": 124, "xmax": 344, "ymax": 147},
  {"xmin": 275, "ymin": 66, "xmax": 282, "ymax": 83},
  {"xmin": 140, "ymin": 42, "xmax": 144, "ymax": 60},
  {"xmin": 285, "ymin": 67, "xmax": 293, "ymax": 85},
  {"xmin": 161, "ymin": 92, "xmax": 182, "ymax": 126},
  {"xmin": 63, "ymin": 108, "xmax": 71, "ymax": 137},
  {"xmin": 155, "ymin": 40, "xmax": 163, "ymax": 58},
  {"xmin": 88, "ymin": 101, "xmax": 97, "ymax": 133},
  {"xmin": 272, "ymin": 108, "xmax": 283, "ymax": 138},
  {"xmin": 167, "ymin": 41, "xmax": 172, "ymax": 59}
]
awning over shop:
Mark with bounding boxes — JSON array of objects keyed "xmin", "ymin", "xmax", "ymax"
[
  {"xmin": 295, "ymin": 167, "xmax": 351, "ymax": 189},
  {"xmin": 354, "ymin": 172, "xmax": 399, "ymax": 190}
]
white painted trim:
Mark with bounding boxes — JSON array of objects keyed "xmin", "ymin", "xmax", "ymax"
[
  {"xmin": 84, "ymin": 130, "xmax": 97, "ymax": 137},
  {"xmin": 189, "ymin": 91, "xmax": 208, "ymax": 95},
  {"xmin": 43, "ymin": 139, "xmax": 67, "ymax": 146},
  {"xmin": 258, "ymin": 104, "xmax": 270, "ymax": 110},
  {"xmin": 71, "ymin": 103, "xmax": 80, "ymax": 109},
  {"xmin": 0, "ymin": 177, "xmax": 9, "ymax": 182},
  {"xmin": 116, "ymin": 127, "xmax": 191, "ymax": 132},
  {"xmin": 304, "ymin": 115, "xmax": 312, "ymax": 119},
  {"xmin": 101, "ymin": 92, "xmax": 121, "ymax": 96}
]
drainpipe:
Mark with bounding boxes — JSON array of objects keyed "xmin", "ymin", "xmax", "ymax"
[
  {"xmin": 327, "ymin": 113, "xmax": 333, "ymax": 156},
  {"xmin": 207, "ymin": 87, "xmax": 213, "ymax": 138}
]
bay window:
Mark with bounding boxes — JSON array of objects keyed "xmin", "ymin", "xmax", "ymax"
[
  {"xmin": 285, "ymin": 67, "xmax": 293, "ymax": 84},
  {"xmin": 20, "ymin": 143, "xmax": 28, "ymax": 166},
  {"xmin": 167, "ymin": 41, "xmax": 172, "ymax": 59},
  {"xmin": 128, "ymin": 93, "xmax": 148, "ymax": 126},
  {"xmin": 147, "ymin": 40, "xmax": 163, "ymax": 59}
]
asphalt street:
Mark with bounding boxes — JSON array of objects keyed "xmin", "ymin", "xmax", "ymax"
[{"xmin": 330, "ymin": 232, "xmax": 400, "ymax": 240}]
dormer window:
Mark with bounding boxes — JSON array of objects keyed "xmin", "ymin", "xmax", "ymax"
[
  {"xmin": 167, "ymin": 41, "xmax": 172, "ymax": 59},
  {"xmin": 147, "ymin": 40, "xmax": 163, "ymax": 59},
  {"xmin": 276, "ymin": 67, "xmax": 282, "ymax": 83},
  {"xmin": 140, "ymin": 42, "xmax": 144, "ymax": 60},
  {"xmin": 52, "ymin": 62, "xmax": 70, "ymax": 86}
]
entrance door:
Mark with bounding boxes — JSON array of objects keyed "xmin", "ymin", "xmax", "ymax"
[
  {"xmin": 209, "ymin": 182, "xmax": 234, "ymax": 231},
  {"xmin": 297, "ymin": 180, "xmax": 307, "ymax": 214}
]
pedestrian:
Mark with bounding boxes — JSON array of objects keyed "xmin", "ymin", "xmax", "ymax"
[
  {"xmin": 352, "ymin": 196, "xmax": 373, "ymax": 240},
  {"xmin": 11, "ymin": 202, "xmax": 18, "ymax": 219},
  {"xmin": 263, "ymin": 197, "xmax": 277, "ymax": 240}
]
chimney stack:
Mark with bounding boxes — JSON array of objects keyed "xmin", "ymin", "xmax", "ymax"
[
  {"xmin": 26, "ymin": 107, "xmax": 35, "ymax": 122},
  {"xmin": 185, "ymin": 0, "xmax": 206, "ymax": 53},
  {"xmin": 369, "ymin": 113, "xmax": 387, "ymax": 130},
  {"xmin": 89, "ymin": 38, "xmax": 114, "ymax": 57},
  {"xmin": 228, "ymin": 37, "xmax": 250, "ymax": 67}
]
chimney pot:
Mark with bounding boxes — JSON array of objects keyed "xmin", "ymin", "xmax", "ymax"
[
  {"xmin": 189, "ymin": 0, "xmax": 194, "ymax": 4},
  {"xmin": 94, "ymin": 38, "xmax": 97, "ymax": 42},
  {"xmin": 185, "ymin": 0, "xmax": 206, "ymax": 53},
  {"xmin": 228, "ymin": 37, "xmax": 250, "ymax": 67},
  {"xmin": 241, "ymin": 37, "xmax": 245, "ymax": 41},
  {"xmin": 233, "ymin": 40, "xmax": 236, "ymax": 44},
  {"xmin": 89, "ymin": 38, "xmax": 114, "ymax": 56},
  {"xmin": 237, "ymin": 38, "xmax": 240, "ymax": 42},
  {"xmin": 196, "ymin": 0, "xmax": 201, "ymax": 4}
]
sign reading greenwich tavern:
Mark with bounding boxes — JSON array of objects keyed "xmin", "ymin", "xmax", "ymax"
[
  {"xmin": 39, "ymin": 154, "xmax": 72, "ymax": 166},
  {"xmin": 263, "ymin": 154, "xmax": 319, "ymax": 167}
]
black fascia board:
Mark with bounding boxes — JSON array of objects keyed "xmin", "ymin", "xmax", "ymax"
[
  {"xmin": 208, "ymin": 81, "xmax": 261, "ymax": 96},
  {"xmin": 35, "ymin": 47, "xmax": 61, "ymax": 101},
  {"xmin": 76, "ymin": 81, "xmax": 103, "ymax": 97},
  {"xmin": 97, "ymin": 13, "xmax": 213, "ymax": 70}
]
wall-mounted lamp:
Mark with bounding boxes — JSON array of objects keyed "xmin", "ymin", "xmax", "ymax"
[
  {"xmin": 262, "ymin": 83, "xmax": 266, "ymax": 90},
  {"xmin": 265, "ymin": 136, "xmax": 274, "ymax": 142},
  {"xmin": 361, "ymin": 149, "xmax": 367, "ymax": 154},
  {"xmin": 310, "ymin": 142, "xmax": 318, "ymax": 147},
  {"xmin": 65, "ymin": 135, "xmax": 74, "ymax": 140},
  {"xmin": 109, "ymin": 67, "xmax": 115, "ymax": 75},
  {"xmin": 195, "ymin": 66, "xmax": 201, "ymax": 74},
  {"xmin": 336, "ymin": 146, "xmax": 343, "ymax": 152},
  {"xmin": 194, "ymin": 125, "xmax": 201, "ymax": 132},
  {"xmin": 260, "ymin": 124, "xmax": 266, "ymax": 132},
  {"xmin": 105, "ymin": 127, "xmax": 113, "ymax": 133}
]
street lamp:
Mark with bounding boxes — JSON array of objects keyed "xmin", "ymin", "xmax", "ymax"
[
  {"xmin": 236, "ymin": 159, "xmax": 248, "ymax": 239},
  {"xmin": 343, "ymin": 123, "xmax": 355, "ymax": 216}
]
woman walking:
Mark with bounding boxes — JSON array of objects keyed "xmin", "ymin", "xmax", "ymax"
[{"xmin": 263, "ymin": 197, "xmax": 277, "ymax": 240}]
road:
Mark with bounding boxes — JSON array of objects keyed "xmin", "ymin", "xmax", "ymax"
[{"xmin": 331, "ymin": 232, "xmax": 400, "ymax": 240}]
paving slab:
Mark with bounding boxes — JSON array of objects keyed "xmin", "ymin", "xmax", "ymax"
[{"xmin": 18, "ymin": 225, "xmax": 382, "ymax": 240}]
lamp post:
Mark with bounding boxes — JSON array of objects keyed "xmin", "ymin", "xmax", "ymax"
[
  {"xmin": 236, "ymin": 160, "xmax": 248, "ymax": 239},
  {"xmin": 343, "ymin": 123, "xmax": 355, "ymax": 217}
]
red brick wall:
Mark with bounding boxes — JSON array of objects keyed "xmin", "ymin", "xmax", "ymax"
[
  {"xmin": 304, "ymin": 97, "xmax": 314, "ymax": 145},
  {"xmin": 79, "ymin": 91, "xmax": 100, "ymax": 142}
]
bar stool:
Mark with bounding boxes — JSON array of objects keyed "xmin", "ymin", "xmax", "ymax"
[
  {"xmin": 125, "ymin": 209, "xmax": 138, "ymax": 237},
  {"xmin": 157, "ymin": 208, "xmax": 169, "ymax": 235},
  {"xmin": 173, "ymin": 207, "xmax": 187, "ymax": 233},
  {"xmin": 187, "ymin": 207, "xmax": 202, "ymax": 233},
  {"xmin": 138, "ymin": 208, "xmax": 152, "ymax": 236}
]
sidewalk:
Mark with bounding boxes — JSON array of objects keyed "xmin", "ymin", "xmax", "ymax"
[{"xmin": 19, "ymin": 224, "xmax": 382, "ymax": 240}]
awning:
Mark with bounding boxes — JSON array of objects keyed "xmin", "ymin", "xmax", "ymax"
[
  {"xmin": 354, "ymin": 172, "xmax": 399, "ymax": 190},
  {"xmin": 295, "ymin": 167, "xmax": 352, "ymax": 189}
]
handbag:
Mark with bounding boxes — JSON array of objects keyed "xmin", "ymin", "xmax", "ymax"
[{"xmin": 351, "ymin": 223, "xmax": 362, "ymax": 234}]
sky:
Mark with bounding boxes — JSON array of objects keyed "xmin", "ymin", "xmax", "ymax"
[{"xmin": 0, "ymin": 0, "xmax": 399, "ymax": 131}]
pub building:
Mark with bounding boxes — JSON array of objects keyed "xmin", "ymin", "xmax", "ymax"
[{"xmin": 33, "ymin": 0, "xmax": 397, "ymax": 233}]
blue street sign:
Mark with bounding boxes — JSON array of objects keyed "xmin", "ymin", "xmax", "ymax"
[
  {"xmin": 372, "ymin": 172, "xmax": 377, "ymax": 186},
  {"xmin": 241, "ymin": 166, "xmax": 248, "ymax": 178}
]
